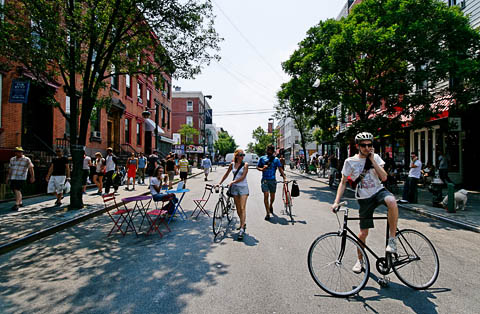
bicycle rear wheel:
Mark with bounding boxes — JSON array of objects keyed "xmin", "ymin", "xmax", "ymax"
[
  {"xmin": 212, "ymin": 201, "xmax": 224, "ymax": 236},
  {"xmin": 392, "ymin": 229, "xmax": 439, "ymax": 290},
  {"xmin": 308, "ymin": 232, "xmax": 370, "ymax": 297},
  {"xmin": 286, "ymin": 193, "xmax": 293, "ymax": 223}
]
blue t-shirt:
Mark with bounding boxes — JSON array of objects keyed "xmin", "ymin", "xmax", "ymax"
[
  {"xmin": 138, "ymin": 157, "xmax": 147, "ymax": 168},
  {"xmin": 202, "ymin": 158, "xmax": 212, "ymax": 169},
  {"xmin": 258, "ymin": 155, "xmax": 282, "ymax": 180}
]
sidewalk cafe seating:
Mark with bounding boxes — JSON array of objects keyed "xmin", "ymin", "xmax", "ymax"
[
  {"xmin": 144, "ymin": 194, "xmax": 173, "ymax": 237},
  {"xmin": 102, "ymin": 193, "xmax": 136, "ymax": 237},
  {"xmin": 166, "ymin": 182, "xmax": 190, "ymax": 224},
  {"xmin": 191, "ymin": 184, "xmax": 214, "ymax": 218}
]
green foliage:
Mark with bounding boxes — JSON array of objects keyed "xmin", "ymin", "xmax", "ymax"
[
  {"xmin": 248, "ymin": 126, "xmax": 275, "ymax": 157},
  {"xmin": 214, "ymin": 131, "xmax": 237, "ymax": 157},
  {"xmin": 280, "ymin": 0, "xmax": 480, "ymax": 140},
  {"xmin": 178, "ymin": 124, "xmax": 200, "ymax": 145}
]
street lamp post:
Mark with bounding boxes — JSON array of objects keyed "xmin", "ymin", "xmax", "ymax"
[{"xmin": 203, "ymin": 94, "xmax": 212, "ymax": 156}]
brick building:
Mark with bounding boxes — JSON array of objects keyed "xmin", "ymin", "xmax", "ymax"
[{"xmin": 171, "ymin": 90, "xmax": 212, "ymax": 158}]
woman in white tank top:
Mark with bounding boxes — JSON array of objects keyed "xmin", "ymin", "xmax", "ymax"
[{"xmin": 218, "ymin": 149, "xmax": 249, "ymax": 240}]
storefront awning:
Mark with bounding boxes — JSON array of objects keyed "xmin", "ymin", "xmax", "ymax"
[
  {"xmin": 144, "ymin": 118, "xmax": 165, "ymax": 134},
  {"xmin": 160, "ymin": 136, "xmax": 175, "ymax": 144}
]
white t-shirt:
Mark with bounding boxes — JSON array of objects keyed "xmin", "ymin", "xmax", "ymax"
[
  {"xmin": 105, "ymin": 155, "xmax": 116, "ymax": 172},
  {"xmin": 150, "ymin": 176, "xmax": 167, "ymax": 195},
  {"xmin": 342, "ymin": 154, "xmax": 385, "ymax": 199},
  {"xmin": 83, "ymin": 156, "xmax": 91, "ymax": 170},
  {"xmin": 409, "ymin": 160, "xmax": 422, "ymax": 179}
]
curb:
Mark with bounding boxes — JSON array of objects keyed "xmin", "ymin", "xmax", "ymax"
[
  {"xmin": 0, "ymin": 171, "xmax": 205, "ymax": 256},
  {"xmin": 286, "ymin": 170, "xmax": 480, "ymax": 233}
]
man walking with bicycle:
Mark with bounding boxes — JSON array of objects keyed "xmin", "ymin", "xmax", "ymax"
[{"xmin": 331, "ymin": 132, "xmax": 399, "ymax": 273}]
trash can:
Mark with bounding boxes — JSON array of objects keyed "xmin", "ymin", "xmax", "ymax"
[{"xmin": 430, "ymin": 177, "xmax": 443, "ymax": 207}]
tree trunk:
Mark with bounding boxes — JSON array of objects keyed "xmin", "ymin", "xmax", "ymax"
[
  {"xmin": 300, "ymin": 131, "xmax": 310, "ymax": 174},
  {"xmin": 69, "ymin": 146, "xmax": 85, "ymax": 209}
]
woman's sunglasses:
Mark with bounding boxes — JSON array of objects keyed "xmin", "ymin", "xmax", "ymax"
[
  {"xmin": 239, "ymin": 154, "xmax": 245, "ymax": 157},
  {"xmin": 359, "ymin": 143, "xmax": 373, "ymax": 148}
]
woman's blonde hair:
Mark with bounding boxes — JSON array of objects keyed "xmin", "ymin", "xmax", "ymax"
[
  {"xmin": 233, "ymin": 149, "xmax": 244, "ymax": 163},
  {"xmin": 95, "ymin": 152, "xmax": 102, "ymax": 158}
]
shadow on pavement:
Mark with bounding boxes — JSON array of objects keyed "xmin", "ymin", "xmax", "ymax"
[{"xmin": 0, "ymin": 213, "xmax": 227, "ymax": 314}]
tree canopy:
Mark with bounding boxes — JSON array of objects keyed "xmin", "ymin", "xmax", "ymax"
[
  {"xmin": 214, "ymin": 131, "xmax": 237, "ymax": 157},
  {"xmin": 280, "ymin": 0, "xmax": 480, "ymax": 140},
  {"xmin": 247, "ymin": 126, "xmax": 274, "ymax": 157},
  {"xmin": 178, "ymin": 124, "xmax": 200, "ymax": 145}
]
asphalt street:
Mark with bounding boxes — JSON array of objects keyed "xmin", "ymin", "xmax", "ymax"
[{"xmin": 0, "ymin": 167, "xmax": 479, "ymax": 314}]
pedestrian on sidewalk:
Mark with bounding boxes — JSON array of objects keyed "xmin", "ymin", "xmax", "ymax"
[
  {"xmin": 178, "ymin": 155, "xmax": 189, "ymax": 188},
  {"xmin": 257, "ymin": 144, "xmax": 286, "ymax": 221},
  {"xmin": 125, "ymin": 152, "xmax": 138, "ymax": 191},
  {"xmin": 438, "ymin": 153, "xmax": 452, "ymax": 185},
  {"xmin": 201, "ymin": 155, "xmax": 212, "ymax": 181},
  {"xmin": 137, "ymin": 152, "xmax": 147, "ymax": 185},
  {"xmin": 166, "ymin": 154, "xmax": 177, "ymax": 189},
  {"xmin": 46, "ymin": 148, "xmax": 70, "ymax": 206},
  {"xmin": 82, "ymin": 151, "xmax": 92, "ymax": 194},
  {"xmin": 146, "ymin": 150, "xmax": 160, "ymax": 187},
  {"xmin": 400, "ymin": 152, "xmax": 422, "ymax": 203},
  {"xmin": 93, "ymin": 152, "xmax": 105, "ymax": 195},
  {"xmin": 6, "ymin": 147, "xmax": 35, "ymax": 211},
  {"xmin": 104, "ymin": 148, "xmax": 118, "ymax": 194},
  {"xmin": 331, "ymin": 132, "xmax": 399, "ymax": 274},
  {"xmin": 218, "ymin": 149, "xmax": 249, "ymax": 240}
]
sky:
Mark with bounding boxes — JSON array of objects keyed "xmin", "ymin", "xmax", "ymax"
[{"xmin": 176, "ymin": 0, "xmax": 346, "ymax": 149}]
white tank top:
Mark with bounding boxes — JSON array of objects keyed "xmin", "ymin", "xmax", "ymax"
[{"xmin": 231, "ymin": 162, "xmax": 248, "ymax": 187}]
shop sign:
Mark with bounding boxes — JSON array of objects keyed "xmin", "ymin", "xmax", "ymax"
[
  {"xmin": 185, "ymin": 145, "xmax": 204, "ymax": 153},
  {"xmin": 173, "ymin": 145, "xmax": 184, "ymax": 155},
  {"xmin": 9, "ymin": 80, "xmax": 30, "ymax": 103},
  {"xmin": 448, "ymin": 117, "xmax": 462, "ymax": 132}
]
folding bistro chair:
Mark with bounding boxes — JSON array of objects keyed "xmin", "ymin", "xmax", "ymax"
[
  {"xmin": 102, "ymin": 193, "xmax": 136, "ymax": 236},
  {"xmin": 144, "ymin": 194, "xmax": 173, "ymax": 237},
  {"xmin": 191, "ymin": 184, "xmax": 214, "ymax": 218}
]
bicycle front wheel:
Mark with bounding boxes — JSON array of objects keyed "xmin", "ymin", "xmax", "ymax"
[
  {"xmin": 308, "ymin": 232, "xmax": 370, "ymax": 297},
  {"xmin": 212, "ymin": 201, "xmax": 224, "ymax": 236},
  {"xmin": 226, "ymin": 198, "xmax": 234, "ymax": 222},
  {"xmin": 392, "ymin": 229, "xmax": 439, "ymax": 290}
]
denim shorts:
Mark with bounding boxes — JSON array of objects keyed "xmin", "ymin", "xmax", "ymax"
[
  {"xmin": 357, "ymin": 188, "xmax": 393, "ymax": 229},
  {"xmin": 261, "ymin": 179, "xmax": 277, "ymax": 193},
  {"xmin": 230, "ymin": 185, "xmax": 249, "ymax": 196}
]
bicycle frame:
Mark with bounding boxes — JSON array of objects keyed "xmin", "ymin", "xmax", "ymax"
[{"xmin": 336, "ymin": 209, "xmax": 421, "ymax": 270}]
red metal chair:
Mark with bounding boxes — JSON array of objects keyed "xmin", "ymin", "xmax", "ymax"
[
  {"xmin": 191, "ymin": 184, "xmax": 214, "ymax": 218},
  {"xmin": 102, "ymin": 193, "xmax": 136, "ymax": 236},
  {"xmin": 145, "ymin": 194, "xmax": 173, "ymax": 236}
]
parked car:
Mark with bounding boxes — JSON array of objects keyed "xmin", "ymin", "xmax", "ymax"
[{"xmin": 225, "ymin": 153, "xmax": 259, "ymax": 167}]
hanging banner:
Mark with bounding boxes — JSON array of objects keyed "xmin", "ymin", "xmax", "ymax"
[{"xmin": 9, "ymin": 80, "xmax": 30, "ymax": 103}]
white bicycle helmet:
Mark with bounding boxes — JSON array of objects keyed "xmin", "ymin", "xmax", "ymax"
[{"xmin": 355, "ymin": 132, "xmax": 374, "ymax": 143}]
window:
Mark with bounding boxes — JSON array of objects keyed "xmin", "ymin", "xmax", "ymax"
[
  {"xmin": 125, "ymin": 118, "xmax": 131, "ymax": 143},
  {"xmin": 31, "ymin": 19, "xmax": 41, "ymax": 49},
  {"xmin": 162, "ymin": 107, "xmax": 166, "ymax": 127},
  {"xmin": 125, "ymin": 74, "xmax": 131, "ymax": 97},
  {"xmin": 186, "ymin": 134, "xmax": 194, "ymax": 144},
  {"xmin": 65, "ymin": 95, "xmax": 70, "ymax": 114},
  {"xmin": 186, "ymin": 100, "xmax": 193, "ymax": 112},
  {"xmin": 90, "ymin": 107, "xmax": 101, "ymax": 138},
  {"xmin": 186, "ymin": 116, "xmax": 193, "ymax": 126},
  {"xmin": 167, "ymin": 82, "xmax": 171, "ymax": 100},
  {"xmin": 111, "ymin": 65, "xmax": 119, "ymax": 90},
  {"xmin": 136, "ymin": 122, "xmax": 142, "ymax": 145},
  {"xmin": 146, "ymin": 89, "xmax": 151, "ymax": 107},
  {"xmin": 167, "ymin": 111, "xmax": 171, "ymax": 129},
  {"xmin": 137, "ymin": 82, "xmax": 143, "ymax": 103}
]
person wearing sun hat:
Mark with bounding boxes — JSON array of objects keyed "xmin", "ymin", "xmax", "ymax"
[{"xmin": 6, "ymin": 147, "xmax": 35, "ymax": 211}]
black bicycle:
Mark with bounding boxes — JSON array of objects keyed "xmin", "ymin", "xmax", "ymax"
[
  {"xmin": 307, "ymin": 201, "xmax": 439, "ymax": 297},
  {"xmin": 212, "ymin": 185, "xmax": 235, "ymax": 236}
]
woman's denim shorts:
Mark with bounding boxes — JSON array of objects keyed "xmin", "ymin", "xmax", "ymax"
[{"xmin": 230, "ymin": 184, "xmax": 249, "ymax": 196}]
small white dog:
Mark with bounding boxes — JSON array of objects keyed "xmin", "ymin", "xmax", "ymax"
[{"xmin": 442, "ymin": 189, "xmax": 468, "ymax": 211}]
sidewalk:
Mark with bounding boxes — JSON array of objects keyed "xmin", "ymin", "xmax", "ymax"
[
  {"xmin": 0, "ymin": 168, "xmax": 205, "ymax": 252},
  {"xmin": 287, "ymin": 169, "xmax": 480, "ymax": 233}
]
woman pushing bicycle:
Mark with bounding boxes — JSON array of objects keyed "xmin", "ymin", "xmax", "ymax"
[
  {"xmin": 331, "ymin": 132, "xmax": 399, "ymax": 273},
  {"xmin": 218, "ymin": 149, "xmax": 249, "ymax": 240}
]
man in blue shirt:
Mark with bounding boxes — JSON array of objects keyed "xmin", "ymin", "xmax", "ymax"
[
  {"xmin": 137, "ymin": 152, "xmax": 148, "ymax": 185},
  {"xmin": 201, "ymin": 155, "xmax": 212, "ymax": 181},
  {"xmin": 257, "ymin": 144, "xmax": 286, "ymax": 220}
]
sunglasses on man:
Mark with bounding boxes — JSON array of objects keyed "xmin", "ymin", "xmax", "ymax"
[{"xmin": 359, "ymin": 143, "xmax": 373, "ymax": 148}]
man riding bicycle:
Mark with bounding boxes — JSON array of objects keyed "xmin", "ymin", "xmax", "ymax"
[{"xmin": 331, "ymin": 132, "xmax": 399, "ymax": 273}]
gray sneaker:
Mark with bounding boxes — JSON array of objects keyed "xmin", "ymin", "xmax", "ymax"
[
  {"xmin": 386, "ymin": 237, "xmax": 397, "ymax": 253},
  {"xmin": 352, "ymin": 260, "xmax": 364, "ymax": 274}
]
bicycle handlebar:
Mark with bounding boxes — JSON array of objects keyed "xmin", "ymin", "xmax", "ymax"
[{"xmin": 332, "ymin": 201, "xmax": 348, "ymax": 213}]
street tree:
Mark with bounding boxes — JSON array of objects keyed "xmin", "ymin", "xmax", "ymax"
[
  {"xmin": 213, "ymin": 131, "xmax": 237, "ymax": 158},
  {"xmin": 248, "ymin": 126, "xmax": 275, "ymax": 157},
  {"xmin": 283, "ymin": 0, "xmax": 480, "ymax": 140},
  {"xmin": 276, "ymin": 79, "xmax": 314, "ymax": 172},
  {"xmin": 178, "ymin": 124, "xmax": 200, "ymax": 145},
  {"xmin": 0, "ymin": 0, "xmax": 221, "ymax": 208}
]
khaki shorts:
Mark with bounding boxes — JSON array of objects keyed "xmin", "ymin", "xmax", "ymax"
[
  {"xmin": 357, "ymin": 189, "xmax": 393, "ymax": 229},
  {"xmin": 168, "ymin": 171, "xmax": 175, "ymax": 181}
]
